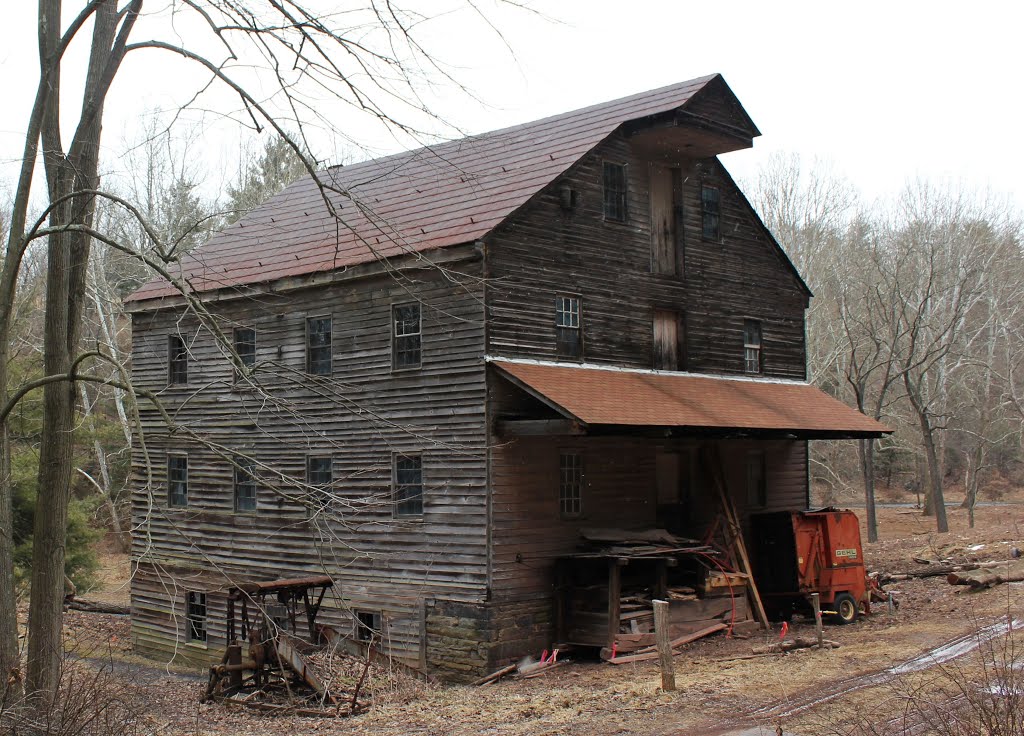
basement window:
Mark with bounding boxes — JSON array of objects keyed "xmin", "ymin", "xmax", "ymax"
[
  {"xmin": 168, "ymin": 335, "xmax": 188, "ymax": 385},
  {"xmin": 187, "ymin": 592, "xmax": 207, "ymax": 643},
  {"xmin": 559, "ymin": 452, "xmax": 583, "ymax": 518},
  {"xmin": 393, "ymin": 454, "xmax": 423, "ymax": 517},
  {"xmin": 555, "ymin": 295, "xmax": 582, "ymax": 360},
  {"xmin": 234, "ymin": 457, "xmax": 257, "ymax": 512},
  {"xmin": 354, "ymin": 610, "xmax": 381, "ymax": 642},
  {"xmin": 167, "ymin": 454, "xmax": 188, "ymax": 508},
  {"xmin": 603, "ymin": 161, "xmax": 628, "ymax": 222},
  {"xmin": 743, "ymin": 319, "xmax": 762, "ymax": 374},
  {"xmin": 306, "ymin": 316, "xmax": 332, "ymax": 375},
  {"xmin": 392, "ymin": 304, "xmax": 422, "ymax": 370},
  {"xmin": 233, "ymin": 327, "xmax": 256, "ymax": 380},
  {"xmin": 701, "ymin": 185, "xmax": 721, "ymax": 240}
]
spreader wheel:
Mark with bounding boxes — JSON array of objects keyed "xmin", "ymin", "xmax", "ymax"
[{"xmin": 832, "ymin": 592, "xmax": 858, "ymax": 625}]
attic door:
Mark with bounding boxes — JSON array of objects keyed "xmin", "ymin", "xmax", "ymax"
[{"xmin": 650, "ymin": 165, "xmax": 681, "ymax": 275}]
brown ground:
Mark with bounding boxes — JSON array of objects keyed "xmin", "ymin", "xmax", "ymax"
[{"xmin": 69, "ymin": 503, "xmax": 1024, "ymax": 735}]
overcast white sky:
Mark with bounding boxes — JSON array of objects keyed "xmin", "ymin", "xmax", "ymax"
[{"xmin": 1, "ymin": 0, "xmax": 1022, "ymax": 210}]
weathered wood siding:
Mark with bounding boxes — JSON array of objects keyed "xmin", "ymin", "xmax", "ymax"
[
  {"xmin": 129, "ymin": 263, "xmax": 490, "ymax": 672},
  {"xmin": 484, "ymin": 135, "xmax": 808, "ymax": 378}
]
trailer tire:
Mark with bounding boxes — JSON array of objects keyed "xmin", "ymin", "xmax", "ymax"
[{"xmin": 832, "ymin": 593, "xmax": 858, "ymax": 625}]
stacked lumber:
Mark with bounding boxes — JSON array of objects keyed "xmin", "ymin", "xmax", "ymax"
[{"xmin": 947, "ymin": 560, "xmax": 1024, "ymax": 589}]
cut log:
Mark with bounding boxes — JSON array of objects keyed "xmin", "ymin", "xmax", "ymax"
[
  {"xmin": 751, "ymin": 636, "xmax": 840, "ymax": 655},
  {"xmin": 471, "ymin": 664, "xmax": 517, "ymax": 686},
  {"xmin": 947, "ymin": 560, "xmax": 1024, "ymax": 589},
  {"xmin": 65, "ymin": 598, "xmax": 130, "ymax": 615},
  {"xmin": 877, "ymin": 560, "xmax": 1009, "ymax": 584}
]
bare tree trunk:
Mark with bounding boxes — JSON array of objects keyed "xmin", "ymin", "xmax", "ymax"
[
  {"xmin": 859, "ymin": 437, "xmax": 878, "ymax": 543},
  {"xmin": 906, "ymin": 375, "xmax": 949, "ymax": 533}
]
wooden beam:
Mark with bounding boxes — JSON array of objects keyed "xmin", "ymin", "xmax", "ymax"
[{"xmin": 494, "ymin": 419, "xmax": 585, "ymax": 437}]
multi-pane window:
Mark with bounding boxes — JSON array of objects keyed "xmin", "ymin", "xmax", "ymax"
[
  {"xmin": 306, "ymin": 316, "xmax": 332, "ymax": 375},
  {"xmin": 307, "ymin": 456, "xmax": 332, "ymax": 509},
  {"xmin": 234, "ymin": 456, "xmax": 257, "ymax": 512},
  {"xmin": 603, "ymin": 161, "xmax": 627, "ymax": 222},
  {"xmin": 559, "ymin": 452, "xmax": 583, "ymax": 517},
  {"xmin": 167, "ymin": 454, "xmax": 188, "ymax": 508},
  {"xmin": 746, "ymin": 452, "xmax": 767, "ymax": 508},
  {"xmin": 701, "ymin": 185, "xmax": 721, "ymax": 240},
  {"xmin": 555, "ymin": 296, "xmax": 582, "ymax": 359},
  {"xmin": 393, "ymin": 454, "xmax": 423, "ymax": 517},
  {"xmin": 355, "ymin": 610, "xmax": 381, "ymax": 642},
  {"xmin": 392, "ymin": 304, "xmax": 422, "ymax": 370},
  {"xmin": 744, "ymin": 319, "xmax": 763, "ymax": 374},
  {"xmin": 187, "ymin": 591, "xmax": 207, "ymax": 643},
  {"xmin": 233, "ymin": 327, "xmax": 256, "ymax": 379},
  {"xmin": 168, "ymin": 335, "xmax": 188, "ymax": 385}
]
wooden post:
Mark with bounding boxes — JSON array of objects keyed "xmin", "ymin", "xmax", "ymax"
[
  {"xmin": 811, "ymin": 593, "xmax": 823, "ymax": 649},
  {"xmin": 653, "ymin": 599, "xmax": 675, "ymax": 692}
]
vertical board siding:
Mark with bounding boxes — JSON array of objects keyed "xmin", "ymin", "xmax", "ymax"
[
  {"xmin": 485, "ymin": 134, "xmax": 808, "ymax": 378},
  {"xmin": 130, "ymin": 265, "xmax": 490, "ymax": 669}
]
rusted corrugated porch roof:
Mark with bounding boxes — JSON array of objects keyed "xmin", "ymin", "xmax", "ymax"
[{"xmin": 492, "ymin": 361, "xmax": 890, "ymax": 438}]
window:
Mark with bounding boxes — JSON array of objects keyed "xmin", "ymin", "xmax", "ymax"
[
  {"xmin": 187, "ymin": 592, "xmax": 207, "ymax": 643},
  {"xmin": 701, "ymin": 185, "xmax": 721, "ymax": 240},
  {"xmin": 559, "ymin": 452, "xmax": 583, "ymax": 517},
  {"xmin": 233, "ymin": 327, "xmax": 256, "ymax": 380},
  {"xmin": 653, "ymin": 310, "xmax": 685, "ymax": 371},
  {"xmin": 555, "ymin": 295, "xmax": 582, "ymax": 360},
  {"xmin": 744, "ymin": 319, "xmax": 762, "ymax": 374},
  {"xmin": 167, "ymin": 454, "xmax": 188, "ymax": 508},
  {"xmin": 392, "ymin": 304, "xmax": 422, "ymax": 369},
  {"xmin": 603, "ymin": 161, "xmax": 627, "ymax": 222},
  {"xmin": 746, "ymin": 452, "xmax": 767, "ymax": 508},
  {"xmin": 354, "ymin": 610, "xmax": 381, "ymax": 642},
  {"xmin": 168, "ymin": 335, "xmax": 188, "ymax": 385},
  {"xmin": 234, "ymin": 456, "xmax": 257, "ymax": 512},
  {"xmin": 307, "ymin": 456, "xmax": 332, "ymax": 509},
  {"xmin": 306, "ymin": 316, "xmax": 332, "ymax": 375},
  {"xmin": 393, "ymin": 454, "xmax": 423, "ymax": 517}
]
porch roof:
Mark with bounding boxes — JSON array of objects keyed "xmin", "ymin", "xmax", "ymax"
[{"xmin": 491, "ymin": 360, "xmax": 891, "ymax": 439}]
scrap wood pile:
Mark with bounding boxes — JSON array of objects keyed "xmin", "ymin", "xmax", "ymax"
[{"xmin": 204, "ymin": 628, "xmax": 425, "ymax": 717}]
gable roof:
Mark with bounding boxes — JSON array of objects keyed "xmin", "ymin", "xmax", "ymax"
[{"xmin": 129, "ymin": 74, "xmax": 760, "ymax": 303}]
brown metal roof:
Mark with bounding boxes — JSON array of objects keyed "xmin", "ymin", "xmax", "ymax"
[
  {"xmin": 493, "ymin": 361, "xmax": 891, "ymax": 438},
  {"xmin": 129, "ymin": 74, "xmax": 730, "ymax": 302}
]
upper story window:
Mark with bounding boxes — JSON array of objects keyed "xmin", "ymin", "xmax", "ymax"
[
  {"xmin": 234, "ymin": 456, "xmax": 257, "ymax": 512},
  {"xmin": 555, "ymin": 295, "xmax": 582, "ymax": 360},
  {"xmin": 233, "ymin": 327, "xmax": 256, "ymax": 380},
  {"xmin": 187, "ymin": 591, "xmax": 207, "ymax": 643},
  {"xmin": 701, "ymin": 185, "xmax": 721, "ymax": 240},
  {"xmin": 392, "ymin": 304, "xmax": 422, "ymax": 370},
  {"xmin": 306, "ymin": 316, "xmax": 332, "ymax": 375},
  {"xmin": 307, "ymin": 456, "xmax": 332, "ymax": 510},
  {"xmin": 168, "ymin": 335, "xmax": 188, "ymax": 385},
  {"xmin": 393, "ymin": 454, "xmax": 423, "ymax": 517},
  {"xmin": 167, "ymin": 454, "xmax": 188, "ymax": 508},
  {"xmin": 744, "ymin": 319, "xmax": 762, "ymax": 374},
  {"xmin": 603, "ymin": 161, "xmax": 627, "ymax": 222},
  {"xmin": 559, "ymin": 451, "xmax": 583, "ymax": 518}
]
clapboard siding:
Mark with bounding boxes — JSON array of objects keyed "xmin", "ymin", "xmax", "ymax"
[
  {"xmin": 484, "ymin": 134, "xmax": 808, "ymax": 378},
  {"xmin": 130, "ymin": 263, "xmax": 489, "ymax": 668}
]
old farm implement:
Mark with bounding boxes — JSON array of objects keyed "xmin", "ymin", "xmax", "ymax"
[{"xmin": 203, "ymin": 575, "xmax": 370, "ymax": 717}]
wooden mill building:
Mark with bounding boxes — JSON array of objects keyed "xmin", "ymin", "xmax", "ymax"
[{"xmin": 126, "ymin": 73, "xmax": 886, "ymax": 678}]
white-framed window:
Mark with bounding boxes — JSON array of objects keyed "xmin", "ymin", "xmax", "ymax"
[
  {"xmin": 392, "ymin": 303, "xmax": 422, "ymax": 369},
  {"xmin": 744, "ymin": 319, "xmax": 762, "ymax": 374}
]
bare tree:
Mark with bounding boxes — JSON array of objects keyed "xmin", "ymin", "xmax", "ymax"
[{"xmin": 2, "ymin": 0, "xmax": 518, "ymax": 712}]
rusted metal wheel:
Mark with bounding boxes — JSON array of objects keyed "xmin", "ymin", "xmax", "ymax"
[{"xmin": 832, "ymin": 592, "xmax": 858, "ymax": 625}]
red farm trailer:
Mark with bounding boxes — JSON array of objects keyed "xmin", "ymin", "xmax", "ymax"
[{"xmin": 750, "ymin": 509, "xmax": 872, "ymax": 624}]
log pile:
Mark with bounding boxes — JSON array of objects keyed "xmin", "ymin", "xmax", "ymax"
[
  {"xmin": 947, "ymin": 560, "xmax": 1024, "ymax": 589},
  {"xmin": 751, "ymin": 636, "xmax": 840, "ymax": 655}
]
